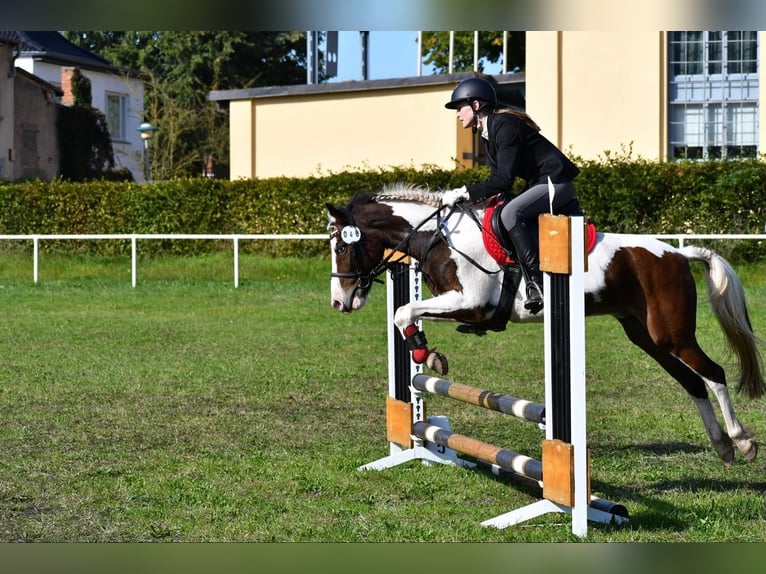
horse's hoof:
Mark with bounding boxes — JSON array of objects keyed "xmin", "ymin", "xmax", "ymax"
[
  {"xmin": 426, "ymin": 349, "xmax": 448, "ymax": 376},
  {"xmin": 742, "ymin": 441, "xmax": 757, "ymax": 462},
  {"xmin": 718, "ymin": 443, "xmax": 735, "ymax": 467}
]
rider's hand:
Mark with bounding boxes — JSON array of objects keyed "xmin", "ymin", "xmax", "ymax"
[{"xmin": 440, "ymin": 186, "xmax": 469, "ymax": 207}]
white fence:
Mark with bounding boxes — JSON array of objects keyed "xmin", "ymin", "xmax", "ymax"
[
  {"xmin": 0, "ymin": 232, "xmax": 763, "ymax": 288},
  {"xmin": 0, "ymin": 233, "xmax": 326, "ymax": 287}
]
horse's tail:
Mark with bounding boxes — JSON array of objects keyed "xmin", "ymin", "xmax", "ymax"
[{"xmin": 680, "ymin": 245, "xmax": 766, "ymax": 399}]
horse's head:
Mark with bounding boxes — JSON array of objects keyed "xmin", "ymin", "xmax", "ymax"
[
  {"xmin": 327, "ymin": 186, "xmax": 444, "ymax": 314},
  {"xmin": 326, "ymin": 195, "xmax": 388, "ymax": 313}
]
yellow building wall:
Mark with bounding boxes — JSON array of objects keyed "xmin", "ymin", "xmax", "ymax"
[
  {"xmin": 227, "ymin": 31, "xmax": 766, "ymax": 180},
  {"xmin": 527, "ymin": 31, "xmax": 667, "ymax": 161},
  {"xmin": 229, "ymin": 100, "xmax": 255, "ymax": 180},
  {"xmin": 230, "ymin": 85, "xmax": 461, "ymax": 179}
]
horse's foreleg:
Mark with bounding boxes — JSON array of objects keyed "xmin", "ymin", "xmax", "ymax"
[{"xmin": 393, "ymin": 291, "xmax": 470, "ymax": 376}]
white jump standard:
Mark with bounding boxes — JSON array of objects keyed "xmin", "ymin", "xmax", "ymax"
[{"xmin": 358, "ymin": 213, "xmax": 628, "ymax": 537}]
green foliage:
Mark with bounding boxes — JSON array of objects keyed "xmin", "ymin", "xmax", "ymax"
[
  {"xmin": 422, "ymin": 31, "xmax": 525, "ymax": 73},
  {"xmin": 574, "ymin": 152, "xmax": 766, "ymax": 261},
  {"xmin": 70, "ymin": 67, "xmax": 92, "ymax": 106},
  {"xmin": 55, "ymin": 67, "xmax": 118, "ymax": 181},
  {"xmin": 56, "ymin": 105, "xmax": 117, "ymax": 181},
  {"xmin": 63, "ymin": 31, "xmax": 311, "ymax": 180},
  {"xmin": 1, "ymin": 160, "xmax": 765, "ymax": 261}
]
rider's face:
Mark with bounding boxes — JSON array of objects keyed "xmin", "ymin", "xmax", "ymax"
[{"xmin": 456, "ymin": 101, "xmax": 476, "ymax": 129}]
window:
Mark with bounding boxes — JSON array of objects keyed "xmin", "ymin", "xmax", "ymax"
[
  {"xmin": 668, "ymin": 31, "xmax": 759, "ymax": 160},
  {"xmin": 105, "ymin": 93, "xmax": 127, "ymax": 141}
]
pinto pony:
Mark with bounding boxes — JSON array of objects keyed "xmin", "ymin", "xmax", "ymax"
[{"xmin": 326, "ymin": 184, "xmax": 765, "ymax": 466}]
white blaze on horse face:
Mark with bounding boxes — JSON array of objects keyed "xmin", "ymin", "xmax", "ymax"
[{"xmin": 329, "ymin": 229, "xmax": 367, "ymax": 313}]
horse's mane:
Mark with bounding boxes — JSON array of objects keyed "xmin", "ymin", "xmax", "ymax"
[{"xmin": 373, "ymin": 183, "xmax": 442, "ymax": 208}]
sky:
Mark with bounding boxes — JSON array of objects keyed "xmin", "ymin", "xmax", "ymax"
[{"xmin": 324, "ymin": 31, "xmax": 503, "ymax": 83}]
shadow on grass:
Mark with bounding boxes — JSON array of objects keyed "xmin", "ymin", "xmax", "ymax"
[
  {"xmin": 591, "ymin": 441, "xmax": 766, "ymax": 532},
  {"xmin": 628, "ymin": 441, "xmax": 708, "ymax": 457}
]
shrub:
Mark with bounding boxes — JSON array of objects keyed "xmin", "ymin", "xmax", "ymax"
[{"xmin": 0, "ymin": 160, "xmax": 764, "ymax": 262}]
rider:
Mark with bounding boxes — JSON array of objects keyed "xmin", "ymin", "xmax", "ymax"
[{"xmin": 440, "ymin": 75, "xmax": 582, "ymax": 314}]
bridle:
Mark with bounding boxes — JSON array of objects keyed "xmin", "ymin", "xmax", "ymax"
[
  {"xmin": 329, "ymin": 204, "xmax": 443, "ymax": 307},
  {"xmin": 330, "ymin": 200, "xmax": 503, "ymax": 310}
]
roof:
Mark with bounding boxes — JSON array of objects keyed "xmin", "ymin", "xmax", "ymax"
[
  {"xmin": 1, "ymin": 31, "xmax": 117, "ymax": 72},
  {"xmin": 0, "ymin": 31, "xmax": 19, "ymax": 44},
  {"xmin": 14, "ymin": 66, "xmax": 63, "ymax": 96},
  {"xmin": 208, "ymin": 70, "xmax": 526, "ymax": 103}
]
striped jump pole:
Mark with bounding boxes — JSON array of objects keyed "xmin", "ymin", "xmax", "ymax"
[
  {"xmin": 413, "ymin": 421, "xmax": 543, "ymax": 481},
  {"xmin": 412, "ymin": 373, "xmax": 545, "ymax": 425}
]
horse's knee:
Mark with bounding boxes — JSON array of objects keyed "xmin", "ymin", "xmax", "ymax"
[{"xmin": 393, "ymin": 306, "xmax": 415, "ymax": 332}]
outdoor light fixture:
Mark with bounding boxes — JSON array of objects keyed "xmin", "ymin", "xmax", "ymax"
[{"xmin": 137, "ymin": 122, "xmax": 158, "ymax": 182}]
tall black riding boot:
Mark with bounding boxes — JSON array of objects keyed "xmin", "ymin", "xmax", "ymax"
[{"xmin": 508, "ymin": 225, "xmax": 544, "ymax": 314}]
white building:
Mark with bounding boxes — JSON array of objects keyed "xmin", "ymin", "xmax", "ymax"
[{"xmin": 11, "ymin": 31, "xmax": 148, "ymax": 181}]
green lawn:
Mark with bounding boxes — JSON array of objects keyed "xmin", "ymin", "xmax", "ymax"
[{"xmin": 0, "ymin": 252, "xmax": 764, "ymax": 542}]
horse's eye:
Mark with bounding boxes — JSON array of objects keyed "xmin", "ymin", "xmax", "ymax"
[{"xmin": 335, "ymin": 244, "xmax": 347, "ymax": 255}]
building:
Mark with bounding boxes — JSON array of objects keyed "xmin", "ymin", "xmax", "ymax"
[
  {"xmin": 209, "ymin": 30, "xmax": 763, "ymax": 180},
  {"xmin": 208, "ymin": 72, "xmax": 526, "ymax": 180},
  {"xmin": 526, "ymin": 31, "xmax": 762, "ymax": 162},
  {"xmin": 9, "ymin": 31, "xmax": 148, "ymax": 181},
  {"xmin": 0, "ymin": 33, "xmax": 62, "ymax": 180}
]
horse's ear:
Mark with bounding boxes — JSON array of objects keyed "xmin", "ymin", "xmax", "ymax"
[{"xmin": 326, "ymin": 203, "xmax": 346, "ymax": 224}]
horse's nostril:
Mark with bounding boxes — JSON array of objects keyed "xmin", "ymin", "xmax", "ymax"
[{"xmin": 332, "ymin": 300, "xmax": 344, "ymax": 311}]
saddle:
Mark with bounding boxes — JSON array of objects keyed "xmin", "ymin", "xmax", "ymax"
[
  {"xmin": 484, "ymin": 196, "xmax": 598, "ymax": 266},
  {"xmin": 457, "ymin": 197, "xmax": 597, "ymax": 336}
]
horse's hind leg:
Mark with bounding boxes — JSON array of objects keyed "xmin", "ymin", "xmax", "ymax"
[
  {"xmin": 701, "ymin": 379, "xmax": 756, "ymax": 462},
  {"xmin": 617, "ymin": 316, "xmax": 755, "ymax": 465}
]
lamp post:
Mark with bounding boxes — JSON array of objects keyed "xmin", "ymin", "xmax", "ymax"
[{"xmin": 137, "ymin": 122, "xmax": 158, "ymax": 182}]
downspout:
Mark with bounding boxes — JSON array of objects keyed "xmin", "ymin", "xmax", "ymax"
[{"xmin": 7, "ymin": 44, "xmax": 19, "ymax": 78}]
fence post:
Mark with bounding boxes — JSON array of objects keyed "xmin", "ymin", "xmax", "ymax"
[
  {"xmin": 234, "ymin": 237, "xmax": 240, "ymax": 288},
  {"xmin": 131, "ymin": 236, "xmax": 137, "ymax": 288},
  {"xmin": 33, "ymin": 236, "xmax": 39, "ymax": 283}
]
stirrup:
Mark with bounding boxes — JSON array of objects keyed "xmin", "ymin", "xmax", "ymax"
[{"xmin": 525, "ymin": 281, "xmax": 544, "ymax": 314}]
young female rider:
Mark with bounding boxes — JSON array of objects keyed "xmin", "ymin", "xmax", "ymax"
[{"xmin": 440, "ymin": 76, "xmax": 582, "ymax": 314}]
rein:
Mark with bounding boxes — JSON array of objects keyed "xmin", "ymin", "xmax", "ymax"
[{"xmin": 438, "ymin": 203, "xmax": 503, "ymax": 276}]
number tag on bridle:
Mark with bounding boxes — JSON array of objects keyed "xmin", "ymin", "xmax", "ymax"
[{"xmin": 341, "ymin": 226, "xmax": 362, "ymax": 244}]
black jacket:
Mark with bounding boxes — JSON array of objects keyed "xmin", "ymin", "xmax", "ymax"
[{"xmin": 466, "ymin": 111, "xmax": 580, "ymax": 203}]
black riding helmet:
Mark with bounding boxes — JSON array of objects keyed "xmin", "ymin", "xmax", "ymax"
[{"xmin": 444, "ymin": 77, "xmax": 497, "ymax": 110}]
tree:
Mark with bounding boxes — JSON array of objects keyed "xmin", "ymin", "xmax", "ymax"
[
  {"xmin": 63, "ymin": 31, "xmax": 311, "ymax": 179},
  {"xmin": 57, "ymin": 67, "xmax": 117, "ymax": 180},
  {"xmin": 421, "ymin": 31, "xmax": 524, "ymax": 74}
]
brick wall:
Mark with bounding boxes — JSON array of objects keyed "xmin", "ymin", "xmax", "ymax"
[{"xmin": 61, "ymin": 67, "xmax": 75, "ymax": 106}]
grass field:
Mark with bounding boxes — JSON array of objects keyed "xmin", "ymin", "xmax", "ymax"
[{"xmin": 0, "ymin": 251, "xmax": 765, "ymax": 543}]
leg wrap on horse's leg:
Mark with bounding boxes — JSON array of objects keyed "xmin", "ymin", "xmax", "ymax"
[{"xmin": 404, "ymin": 324, "xmax": 429, "ymax": 363}]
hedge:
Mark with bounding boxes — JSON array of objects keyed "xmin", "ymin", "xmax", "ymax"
[{"xmin": 0, "ymin": 159, "xmax": 765, "ymax": 262}]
